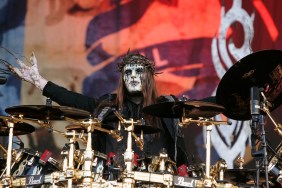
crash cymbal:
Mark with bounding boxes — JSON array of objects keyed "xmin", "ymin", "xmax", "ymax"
[
  {"xmin": 5, "ymin": 105, "xmax": 91, "ymax": 120},
  {"xmin": 0, "ymin": 116, "xmax": 35, "ymax": 136},
  {"xmin": 216, "ymin": 50, "xmax": 282, "ymax": 120},
  {"xmin": 143, "ymin": 99, "xmax": 225, "ymax": 118},
  {"xmin": 134, "ymin": 125, "xmax": 160, "ymax": 134}
]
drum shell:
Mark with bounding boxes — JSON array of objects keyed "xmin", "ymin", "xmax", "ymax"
[{"xmin": 1, "ymin": 148, "xmax": 60, "ymax": 178}]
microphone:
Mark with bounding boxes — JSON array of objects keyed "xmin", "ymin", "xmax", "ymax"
[
  {"xmin": 250, "ymin": 86, "xmax": 261, "ymax": 115},
  {"xmin": 0, "ymin": 76, "xmax": 7, "ymax": 85},
  {"xmin": 250, "ymin": 87, "xmax": 263, "ymax": 157}
]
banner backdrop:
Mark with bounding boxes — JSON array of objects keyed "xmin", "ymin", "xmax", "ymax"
[{"xmin": 0, "ymin": 0, "xmax": 281, "ymax": 169}]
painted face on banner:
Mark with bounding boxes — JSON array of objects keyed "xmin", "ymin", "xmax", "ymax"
[{"xmin": 123, "ymin": 64, "xmax": 144, "ymax": 93}]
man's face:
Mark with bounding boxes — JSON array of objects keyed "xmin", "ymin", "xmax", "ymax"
[{"xmin": 123, "ymin": 64, "xmax": 144, "ymax": 93}]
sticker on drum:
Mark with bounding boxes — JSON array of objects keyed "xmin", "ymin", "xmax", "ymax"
[{"xmin": 2, "ymin": 148, "xmax": 60, "ymax": 177}]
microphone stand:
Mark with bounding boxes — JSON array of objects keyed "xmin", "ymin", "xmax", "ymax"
[{"xmin": 249, "ymin": 86, "xmax": 269, "ymax": 188}]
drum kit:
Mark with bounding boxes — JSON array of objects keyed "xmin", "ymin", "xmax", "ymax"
[{"xmin": 0, "ymin": 49, "xmax": 281, "ymax": 187}]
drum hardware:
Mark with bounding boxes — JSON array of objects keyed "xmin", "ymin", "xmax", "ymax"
[
  {"xmin": 143, "ymin": 98, "xmax": 228, "ymax": 187},
  {"xmin": 0, "ymin": 144, "xmax": 7, "ymax": 156},
  {"xmin": 61, "ymin": 149, "xmax": 69, "ymax": 172},
  {"xmin": 44, "ymin": 171, "xmax": 66, "ymax": 187},
  {"xmin": 65, "ymin": 117, "xmax": 117, "ymax": 187},
  {"xmin": 260, "ymin": 92, "xmax": 282, "ymax": 136},
  {"xmin": 132, "ymin": 171, "xmax": 174, "ymax": 187},
  {"xmin": 210, "ymin": 159, "xmax": 227, "ymax": 182},
  {"xmin": 0, "ymin": 115, "xmax": 36, "ymax": 187},
  {"xmin": 179, "ymin": 117, "xmax": 231, "ymax": 127},
  {"xmin": 147, "ymin": 150, "xmax": 177, "ymax": 175},
  {"xmin": 268, "ymin": 141, "xmax": 282, "ymax": 185},
  {"xmin": 180, "ymin": 117, "xmax": 230, "ymax": 187},
  {"xmin": 249, "ymin": 87, "xmax": 270, "ymax": 188},
  {"xmin": 235, "ymin": 157, "xmax": 244, "ymax": 170},
  {"xmin": 57, "ymin": 117, "xmax": 122, "ymax": 187},
  {"xmin": 156, "ymin": 151, "xmax": 168, "ymax": 173},
  {"xmin": 113, "ymin": 111, "xmax": 145, "ymax": 187},
  {"xmin": 113, "ymin": 111, "xmax": 144, "ymax": 150},
  {"xmin": 64, "ymin": 129, "xmax": 77, "ymax": 188}
]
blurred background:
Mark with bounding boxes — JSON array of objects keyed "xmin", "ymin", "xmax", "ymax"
[{"xmin": 0, "ymin": 0, "xmax": 281, "ymax": 169}]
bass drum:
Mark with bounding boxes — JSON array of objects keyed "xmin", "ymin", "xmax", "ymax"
[{"xmin": 1, "ymin": 148, "xmax": 60, "ymax": 178}]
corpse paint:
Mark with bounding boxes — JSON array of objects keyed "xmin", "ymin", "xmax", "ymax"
[{"xmin": 123, "ymin": 64, "xmax": 144, "ymax": 93}]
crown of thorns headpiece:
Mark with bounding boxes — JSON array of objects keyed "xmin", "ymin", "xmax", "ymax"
[{"xmin": 117, "ymin": 52, "xmax": 156, "ymax": 74}]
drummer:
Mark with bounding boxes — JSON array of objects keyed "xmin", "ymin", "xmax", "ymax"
[{"xmin": 8, "ymin": 51, "xmax": 189, "ymax": 168}]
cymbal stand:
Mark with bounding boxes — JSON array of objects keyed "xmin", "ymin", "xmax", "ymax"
[
  {"xmin": 113, "ymin": 111, "xmax": 144, "ymax": 188},
  {"xmin": 65, "ymin": 129, "xmax": 77, "ymax": 188},
  {"xmin": 210, "ymin": 159, "xmax": 227, "ymax": 181},
  {"xmin": 77, "ymin": 118, "xmax": 123, "ymax": 186},
  {"xmin": 181, "ymin": 117, "xmax": 230, "ymax": 187},
  {"xmin": 181, "ymin": 117, "xmax": 213, "ymax": 187},
  {"xmin": 80, "ymin": 119, "xmax": 94, "ymax": 187},
  {"xmin": 204, "ymin": 124, "xmax": 212, "ymax": 187},
  {"xmin": 1, "ymin": 117, "xmax": 15, "ymax": 187},
  {"xmin": 250, "ymin": 87, "xmax": 269, "ymax": 188}
]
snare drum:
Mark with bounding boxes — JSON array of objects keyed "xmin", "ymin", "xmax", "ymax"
[{"xmin": 1, "ymin": 148, "xmax": 60, "ymax": 178}]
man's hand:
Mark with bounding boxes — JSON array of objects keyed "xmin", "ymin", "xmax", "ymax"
[{"xmin": 9, "ymin": 52, "xmax": 47, "ymax": 90}]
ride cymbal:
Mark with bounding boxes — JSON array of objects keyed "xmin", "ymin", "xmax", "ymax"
[
  {"xmin": 143, "ymin": 98, "xmax": 225, "ymax": 118},
  {"xmin": 216, "ymin": 50, "xmax": 282, "ymax": 120},
  {"xmin": 5, "ymin": 105, "xmax": 91, "ymax": 120},
  {"xmin": 0, "ymin": 116, "xmax": 35, "ymax": 136}
]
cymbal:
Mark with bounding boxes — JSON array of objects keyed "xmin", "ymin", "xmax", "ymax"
[
  {"xmin": 142, "ymin": 99, "xmax": 225, "ymax": 118},
  {"xmin": 5, "ymin": 105, "xmax": 91, "ymax": 120},
  {"xmin": 0, "ymin": 116, "xmax": 35, "ymax": 136},
  {"xmin": 134, "ymin": 125, "xmax": 160, "ymax": 134},
  {"xmin": 216, "ymin": 50, "xmax": 282, "ymax": 120}
]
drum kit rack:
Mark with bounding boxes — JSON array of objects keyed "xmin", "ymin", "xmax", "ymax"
[{"xmin": 0, "ymin": 49, "xmax": 281, "ymax": 187}]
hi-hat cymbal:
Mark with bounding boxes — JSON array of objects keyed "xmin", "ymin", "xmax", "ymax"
[
  {"xmin": 216, "ymin": 50, "xmax": 282, "ymax": 120},
  {"xmin": 0, "ymin": 116, "xmax": 35, "ymax": 136},
  {"xmin": 142, "ymin": 99, "xmax": 225, "ymax": 118},
  {"xmin": 5, "ymin": 105, "xmax": 91, "ymax": 120}
]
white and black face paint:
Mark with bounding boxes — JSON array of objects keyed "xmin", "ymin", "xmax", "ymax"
[{"xmin": 123, "ymin": 64, "xmax": 144, "ymax": 93}]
